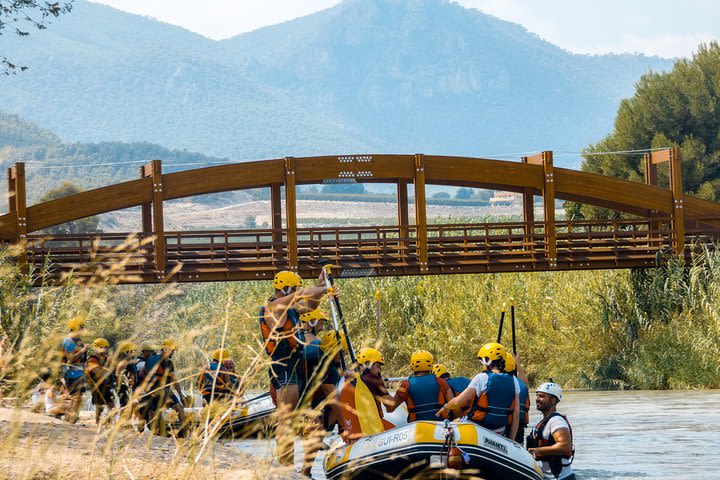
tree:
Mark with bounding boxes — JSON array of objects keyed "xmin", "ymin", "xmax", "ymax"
[
  {"xmin": 1, "ymin": 0, "xmax": 73, "ymax": 74},
  {"xmin": 569, "ymin": 42, "xmax": 720, "ymax": 219},
  {"xmin": 39, "ymin": 182, "xmax": 100, "ymax": 234},
  {"xmin": 431, "ymin": 192, "xmax": 451, "ymax": 199}
]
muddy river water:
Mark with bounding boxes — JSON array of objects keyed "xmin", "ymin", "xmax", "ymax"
[{"xmin": 233, "ymin": 390, "xmax": 720, "ymax": 479}]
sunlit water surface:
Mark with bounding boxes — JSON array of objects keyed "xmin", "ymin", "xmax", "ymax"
[{"xmin": 232, "ymin": 390, "xmax": 720, "ymax": 479}]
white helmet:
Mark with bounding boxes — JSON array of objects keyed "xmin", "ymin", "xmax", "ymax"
[{"xmin": 537, "ymin": 382, "xmax": 563, "ymax": 402}]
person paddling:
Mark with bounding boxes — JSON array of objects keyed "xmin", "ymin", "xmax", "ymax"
[
  {"xmin": 260, "ymin": 270, "xmax": 337, "ymax": 467},
  {"xmin": 436, "ymin": 342, "xmax": 520, "ymax": 439},
  {"xmin": 197, "ymin": 349, "xmax": 234, "ymax": 405},
  {"xmin": 60, "ymin": 317, "xmax": 90, "ymax": 424},
  {"xmin": 527, "ymin": 382, "xmax": 575, "ymax": 480},
  {"xmin": 339, "ymin": 347, "xmax": 394, "ymax": 443},
  {"xmin": 387, "ymin": 350, "xmax": 454, "ymax": 422},
  {"xmin": 505, "ymin": 351, "xmax": 531, "ymax": 444},
  {"xmin": 85, "ymin": 338, "xmax": 116, "ymax": 425},
  {"xmin": 432, "ymin": 364, "xmax": 471, "ymax": 396}
]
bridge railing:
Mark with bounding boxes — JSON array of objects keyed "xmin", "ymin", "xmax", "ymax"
[
  {"xmin": 20, "ymin": 215, "xmax": 720, "ymax": 281},
  {"xmin": 25, "ymin": 233, "xmax": 156, "ymax": 278}
]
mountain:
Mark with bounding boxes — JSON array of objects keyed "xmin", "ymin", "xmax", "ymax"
[{"xmin": 0, "ymin": 0, "xmax": 674, "ymax": 167}]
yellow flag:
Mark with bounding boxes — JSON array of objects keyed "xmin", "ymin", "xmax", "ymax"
[{"xmin": 354, "ymin": 373, "xmax": 385, "ymax": 436}]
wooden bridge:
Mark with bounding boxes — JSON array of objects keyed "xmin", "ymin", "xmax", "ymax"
[{"xmin": 2, "ymin": 148, "xmax": 720, "ymax": 284}]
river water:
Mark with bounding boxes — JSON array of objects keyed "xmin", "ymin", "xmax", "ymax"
[{"xmin": 233, "ymin": 390, "xmax": 720, "ymax": 479}]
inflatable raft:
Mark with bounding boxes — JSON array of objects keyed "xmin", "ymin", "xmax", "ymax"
[
  {"xmin": 164, "ymin": 392, "xmax": 276, "ymax": 438},
  {"xmin": 323, "ymin": 420, "xmax": 542, "ymax": 480}
]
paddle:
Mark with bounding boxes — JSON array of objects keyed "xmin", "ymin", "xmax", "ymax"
[
  {"xmin": 318, "ymin": 260, "xmax": 357, "ymax": 364},
  {"xmin": 243, "ymin": 391, "xmax": 271, "ymax": 404},
  {"xmin": 496, "ymin": 303, "xmax": 507, "ymax": 343},
  {"xmin": 375, "ymin": 289, "xmax": 381, "ymax": 343},
  {"xmin": 315, "ymin": 262, "xmax": 348, "ymax": 371},
  {"xmin": 511, "ymin": 303, "xmax": 517, "ymax": 354}
]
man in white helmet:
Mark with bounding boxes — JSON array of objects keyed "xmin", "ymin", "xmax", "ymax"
[{"xmin": 526, "ymin": 382, "xmax": 575, "ymax": 480}]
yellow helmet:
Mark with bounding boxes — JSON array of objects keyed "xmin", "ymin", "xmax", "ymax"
[
  {"xmin": 67, "ymin": 317, "xmax": 86, "ymax": 332},
  {"xmin": 92, "ymin": 338, "xmax": 110, "ymax": 351},
  {"xmin": 504, "ymin": 351, "xmax": 516, "ymax": 373},
  {"xmin": 410, "ymin": 350, "xmax": 434, "ymax": 372},
  {"xmin": 433, "ymin": 363, "xmax": 449, "ymax": 378},
  {"xmin": 357, "ymin": 347, "xmax": 384, "ymax": 366},
  {"xmin": 273, "ymin": 271, "xmax": 303, "ymax": 290},
  {"xmin": 477, "ymin": 342, "xmax": 506, "ymax": 361},
  {"xmin": 300, "ymin": 309, "xmax": 327, "ymax": 325},
  {"xmin": 118, "ymin": 341, "xmax": 137, "ymax": 355},
  {"xmin": 319, "ymin": 330, "xmax": 349, "ymax": 353},
  {"xmin": 162, "ymin": 339, "xmax": 177, "ymax": 351},
  {"xmin": 212, "ymin": 348, "xmax": 230, "ymax": 361}
]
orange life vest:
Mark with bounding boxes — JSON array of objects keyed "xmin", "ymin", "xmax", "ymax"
[{"xmin": 259, "ymin": 304, "xmax": 302, "ymax": 358}]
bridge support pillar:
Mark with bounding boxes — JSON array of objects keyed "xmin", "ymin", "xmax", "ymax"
[
  {"xmin": 142, "ymin": 160, "xmax": 166, "ymax": 279},
  {"xmin": 397, "ymin": 180, "xmax": 409, "ymax": 257},
  {"xmin": 140, "ymin": 165, "xmax": 152, "ymax": 233},
  {"xmin": 414, "ymin": 154, "xmax": 428, "ymax": 272},
  {"xmin": 521, "ymin": 157, "xmax": 535, "ymax": 251},
  {"xmin": 648, "ymin": 147, "xmax": 685, "ymax": 256},
  {"xmin": 669, "ymin": 147, "xmax": 685, "ymax": 256},
  {"xmin": 270, "ymin": 183, "xmax": 283, "ymax": 246},
  {"xmin": 528, "ymin": 151, "xmax": 556, "ymax": 268},
  {"xmin": 284, "ymin": 157, "xmax": 298, "ymax": 271},
  {"xmin": 643, "ymin": 152, "xmax": 661, "ymax": 248},
  {"xmin": 7, "ymin": 163, "xmax": 27, "ymax": 272}
]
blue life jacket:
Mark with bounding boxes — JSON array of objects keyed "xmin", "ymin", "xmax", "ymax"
[
  {"xmin": 407, "ymin": 374, "xmax": 442, "ymax": 422},
  {"xmin": 446, "ymin": 376, "xmax": 471, "ymax": 396},
  {"xmin": 518, "ymin": 380, "xmax": 530, "ymax": 426},
  {"xmin": 303, "ymin": 339, "xmax": 322, "ymax": 361},
  {"xmin": 469, "ymin": 372, "xmax": 516, "ymax": 430}
]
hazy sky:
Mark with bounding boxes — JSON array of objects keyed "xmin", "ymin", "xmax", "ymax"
[{"xmin": 92, "ymin": 0, "xmax": 719, "ymax": 58}]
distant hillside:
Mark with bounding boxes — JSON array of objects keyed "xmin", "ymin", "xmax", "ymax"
[
  {"xmin": 0, "ymin": 111, "xmax": 60, "ymax": 148},
  {"xmin": 0, "ymin": 112, "xmax": 233, "ymax": 205},
  {"xmin": 0, "ymin": 0, "xmax": 673, "ymax": 167}
]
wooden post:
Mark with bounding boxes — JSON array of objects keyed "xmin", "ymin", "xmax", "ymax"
[
  {"xmin": 8, "ymin": 163, "xmax": 27, "ymax": 271},
  {"xmin": 413, "ymin": 154, "xmax": 428, "ymax": 272},
  {"xmin": 648, "ymin": 147, "xmax": 685, "ymax": 257},
  {"xmin": 145, "ymin": 160, "xmax": 165, "ymax": 277},
  {"xmin": 140, "ymin": 165, "xmax": 152, "ymax": 233},
  {"xmin": 669, "ymin": 147, "xmax": 685, "ymax": 256},
  {"xmin": 643, "ymin": 153, "xmax": 658, "ymax": 186},
  {"xmin": 643, "ymin": 153, "xmax": 661, "ymax": 245},
  {"xmin": 521, "ymin": 156, "xmax": 535, "ymax": 250},
  {"xmin": 541, "ymin": 152, "xmax": 557, "ymax": 268},
  {"xmin": 284, "ymin": 157, "xmax": 298, "ymax": 271},
  {"xmin": 270, "ymin": 183, "xmax": 283, "ymax": 245},
  {"xmin": 397, "ymin": 179, "xmax": 409, "ymax": 256}
]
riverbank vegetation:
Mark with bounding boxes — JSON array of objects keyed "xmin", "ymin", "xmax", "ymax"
[{"xmin": 1, "ymin": 243, "xmax": 719, "ymax": 397}]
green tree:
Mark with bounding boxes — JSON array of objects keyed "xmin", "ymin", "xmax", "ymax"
[
  {"xmin": 1, "ymin": 1, "xmax": 73, "ymax": 74},
  {"xmin": 431, "ymin": 191, "xmax": 451, "ymax": 199},
  {"xmin": 39, "ymin": 182, "xmax": 100, "ymax": 234},
  {"xmin": 570, "ymin": 42, "xmax": 720, "ymax": 219}
]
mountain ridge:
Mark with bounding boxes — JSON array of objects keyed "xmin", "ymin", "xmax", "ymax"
[{"xmin": 0, "ymin": 0, "xmax": 675, "ymax": 167}]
